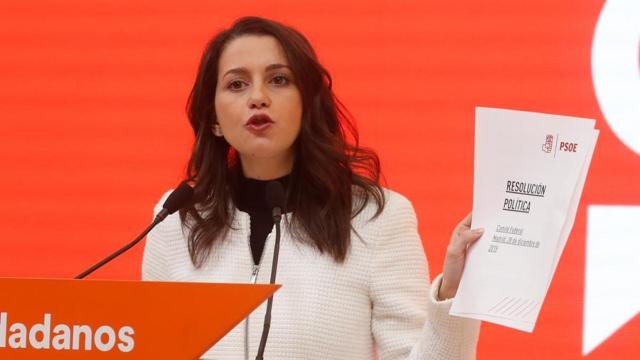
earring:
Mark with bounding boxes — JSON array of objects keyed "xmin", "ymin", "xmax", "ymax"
[{"xmin": 212, "ymin": 124, "xmax": 223, "ymax": 137}]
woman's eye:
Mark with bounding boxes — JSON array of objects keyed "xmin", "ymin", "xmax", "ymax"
[
  {"xmin": 227, "ymin": 80, "xmax": 246, "ymax": 91},
  {"xmin": 270, "ymin": 75, "xmax": 290, "ymax": 86}
]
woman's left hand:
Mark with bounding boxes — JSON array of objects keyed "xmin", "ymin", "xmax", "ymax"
[{"xmin": 438, "ymin": 212, "xmax": 484, "ymax": 300}]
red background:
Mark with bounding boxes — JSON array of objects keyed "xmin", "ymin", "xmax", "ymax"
[{"xmin": 0, "ymin": 1, "xmax": 638, "ymax": 358}]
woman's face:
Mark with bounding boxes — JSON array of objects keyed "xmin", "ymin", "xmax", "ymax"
[{"xmin": 214, "ymin": 35, "xmax": 302, "ymax": 173}]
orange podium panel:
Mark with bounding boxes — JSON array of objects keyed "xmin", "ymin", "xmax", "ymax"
[{"xmin": 0, "ymin": 278, "xmax": 278, "ymax": 359}]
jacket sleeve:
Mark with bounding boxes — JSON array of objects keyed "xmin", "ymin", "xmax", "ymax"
[{"xmin": 370, "ymin": 193, "xmax": 480, "ymax": 359}]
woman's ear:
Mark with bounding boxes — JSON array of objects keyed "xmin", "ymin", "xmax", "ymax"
[{"xmin": 212, "ymin": 123, "xmax": 224, "ymax": 137}]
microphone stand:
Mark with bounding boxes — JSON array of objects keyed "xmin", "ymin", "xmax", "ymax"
[
  {"xmin": 74, "ymin": 210, "xmax": 171, "ymax": 279},
  {"xmin": 255, "ymin": 206, "xmax": 282, "ymax": 360},
  {"xmin": 73, "ymin": 179, "xmax": 193, "ymax": 280}
]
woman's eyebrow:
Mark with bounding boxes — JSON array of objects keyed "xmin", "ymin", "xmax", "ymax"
[
  {"xmin": 265, "ymin": 63, "xmax": 291, "ymax": 72},
  {"xmin": 222, "ymin": 64, "xmax": 291, "ymax": 78},
  {"xmin": 222, "ymin": 67, "xmax": 249, "ymax": 79}
]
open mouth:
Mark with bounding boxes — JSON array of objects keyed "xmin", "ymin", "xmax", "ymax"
[{"xmin": 245, "ymin": 114, "xmax": 274, "ymax": 132}]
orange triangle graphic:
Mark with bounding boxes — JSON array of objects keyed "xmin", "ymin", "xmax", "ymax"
[{"xmin": 0, "ymin": 278, "xmax": 278, "ymax": 359}]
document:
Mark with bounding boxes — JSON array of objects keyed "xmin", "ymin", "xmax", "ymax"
[{"xmin": 450, "ymin": 107, "xmax": 599, "ymax": 332}]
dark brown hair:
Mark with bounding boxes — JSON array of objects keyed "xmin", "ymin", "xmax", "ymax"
[{"xmin": 181, "ymin": 16, "xmax": 385, "ymax": 267}]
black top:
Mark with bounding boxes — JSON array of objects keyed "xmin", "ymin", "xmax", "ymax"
[{"xmin": 234, "ymin": 174, "xmax": 290, "ymax": 265}]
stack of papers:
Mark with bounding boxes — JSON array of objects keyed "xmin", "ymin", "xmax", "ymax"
[{"xmin": 450, "ymin": 107, "xmax": 599, "ymax": 332}]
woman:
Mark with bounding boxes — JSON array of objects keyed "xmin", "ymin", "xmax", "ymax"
[{"xmin": 143, "ymin": 16, "xmax": 482, "ymax": 359}]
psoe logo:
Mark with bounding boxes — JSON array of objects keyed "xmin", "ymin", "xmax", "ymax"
[
  {"xmin": 559, "ymin": 141, "xmax": 578, "ymax": 153},
  {"xmin": 542, "ymin": 134, "xmax": 554, "ymax": 153},
  {"xmin": 0, "ymin": 312, "xmax": 135, "ymax": 353},
  {"xmin": 586, "ymin": 0, "xmax": 640, "ymax": 356}
]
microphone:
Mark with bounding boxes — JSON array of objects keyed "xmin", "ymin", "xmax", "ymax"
[
  {"xmin": 75, "ymin": 182, "xmax": 194, "ymax": 279},
  {"xmin": 153, "ymin": 182, "xmax": 195, "ymax": 222},
  {"xmin": 255, "ymin": 181, "xmax": 285, "ymax": 360},
  {"xmin": 265, "ymin": 181, "xmax": 285, "ymax": 222}
]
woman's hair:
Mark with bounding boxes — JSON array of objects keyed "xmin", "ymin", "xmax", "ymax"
[{"xmin": 181, "ymin": 16, "xmax": 385, "ymax": 267}]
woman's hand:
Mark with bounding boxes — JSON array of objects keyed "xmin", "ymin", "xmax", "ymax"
[{"xmin": 438, "ymin": 213, "xmax": 484, "ymax": 300}]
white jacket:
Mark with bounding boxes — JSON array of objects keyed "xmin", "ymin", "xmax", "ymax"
[{"xmin": 142, "ymin": 189, "xmax": 479, "ymax": 359}]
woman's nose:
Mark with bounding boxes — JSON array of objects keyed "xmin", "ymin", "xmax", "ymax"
[{"xmin": 248, "ymin": 84, "xmax": 271, "ymax": 109}]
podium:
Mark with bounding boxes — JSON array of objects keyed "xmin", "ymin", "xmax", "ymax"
[{"xmin": 0, "ymin": 278, "xmax": 278, "ymax": 359}]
